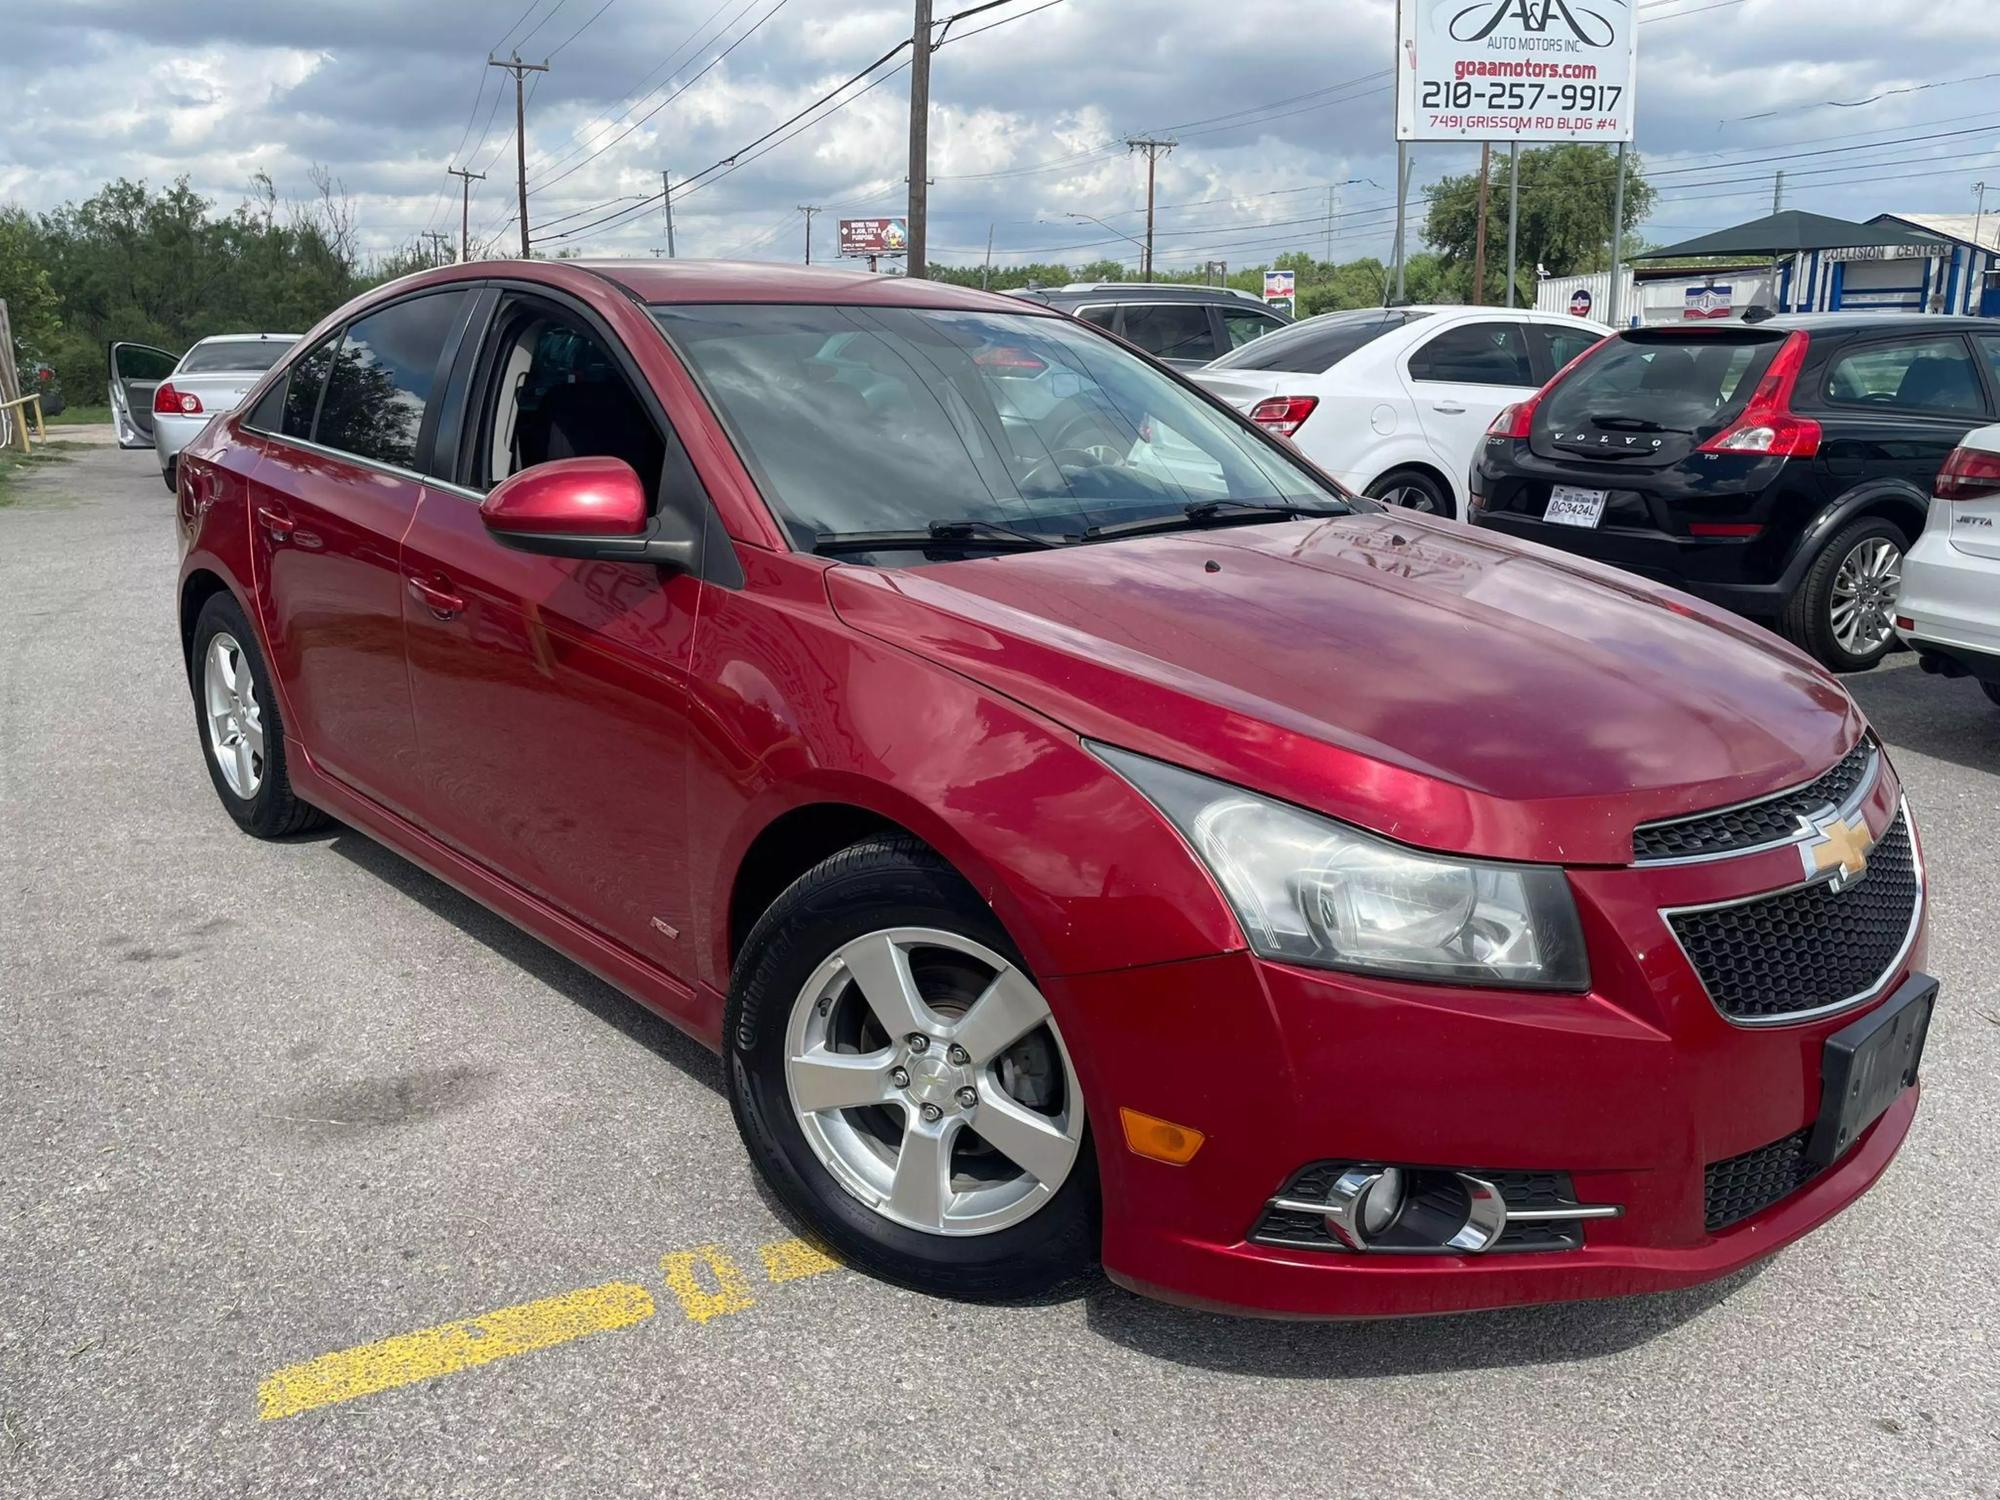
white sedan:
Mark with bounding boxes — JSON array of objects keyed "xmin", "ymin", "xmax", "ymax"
[
  {"xmin": 1897, "ymin": 422, "xmax": 2000, "ymax": 707},
  {"xmin": 1189, "ymin": 305, "xmax": 1605, "ymax": 520},
  {"xmin": 116, "ymin": 334, "xmax": 297, "ymax": 490}
]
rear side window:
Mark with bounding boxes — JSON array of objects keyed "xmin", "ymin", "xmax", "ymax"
[
  {"xmin": 1408, "ymin": 322, "xmax": 1533, "ymax": 385},
  {"xmin": 280, "ymin": 338, "xmax": 336, "ymax": 440},
  {"xmin": 1823, "ymin": 336, "xmax": 1985, "ymax": 415},
  {"xmin": 1117, "ymin": 304, "xmax": 1219, "ymax": 363},
  {"xmin": 1210, "ymin": 311, "xmax": 1421, "ymax": 374},
  {"xmin": 315, "ymin": 292, "xmax": 467, "ymax": 470},
  {"xmin": 1979, "ymin": 334, "xmax": 2000, "ymax": 393},
  {"xmin": 1539, "ymin": 325, "xmax": 1602, "ymax": 373},
  {"xmin": 1076, "ymin": 306, "xmax": 1118, "ymax": 331},
  {"xmin": 1540, "ymin": 334, "xmax": 1778, "ymax": 435}
]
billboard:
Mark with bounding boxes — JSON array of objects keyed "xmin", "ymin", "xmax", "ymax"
[
  {"xmin": 1684, "ymin": 283, "xmax": 1733, "ymax": 320},
  {"xmin": 1264, "ymin": 269, "xmax": 1296, "ymax": 314},
  {"xmin": 1395, "ymin": 0, "xmax": 1638, "ymax": 143},
  {"xmin": 839, "ymin": 217, "xmax": 909, "ymax": 256}
]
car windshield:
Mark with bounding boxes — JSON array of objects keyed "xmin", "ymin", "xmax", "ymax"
[
  {"xmin": 1206, "ymin": 309, "xmax": 1427, "ymax": 374},
  {"xmin": 178, "ymin": 339, "xmax": 296, "ymax": 375},
  {"xmin": 652, "ymin": 303, "xmax": 1340, "ymax": 553}
]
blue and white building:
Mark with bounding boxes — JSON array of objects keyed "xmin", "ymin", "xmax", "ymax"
[{"xmin": 1778, "ymin": 213, "xmax": 2000, "ymax": 317}]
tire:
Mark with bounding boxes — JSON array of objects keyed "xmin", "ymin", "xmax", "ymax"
[
  {"xmin": 162, "ymin": 455, "xmax": 178, "ymax": 493},
  {"xmin": 1781, "ymin": 516, "xmax": 1908, "ymax": 673},
  {"xmin": 1365, "ymin": 468, "xmax": 1455, "ymax": 521},
  {"xmin": 725, "ymin": 836, "xmax": 1098, "ymax": 1301},
  {"xmin": 1981, "ymin": 681, "xmax": 2000, "ymax": 710},
  {"xmin": 189, "ymin": 592, "xmax": 328, "ymax": 838}
]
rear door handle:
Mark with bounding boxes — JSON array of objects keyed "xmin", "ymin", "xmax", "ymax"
[
  {"xmin": 407, "ymin": 575, "xmax": 466, "ymax": 620},
  {"xmin": 256, "ymin": 503, "xmax": 293, "ymax": 541},
  {"xmin": 1432, "ymin": 403, "xmax": 1468, "ymax": 415}
]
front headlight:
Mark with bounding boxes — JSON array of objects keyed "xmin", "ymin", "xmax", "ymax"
[{"xmin": 1093, "ymin": 744, "xmax": 1589, "ymax": 990}]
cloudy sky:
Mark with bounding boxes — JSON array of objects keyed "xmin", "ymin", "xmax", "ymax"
[{"xmin": 4, "ymin": 0, "xmax": 1999, "ymax": 272}]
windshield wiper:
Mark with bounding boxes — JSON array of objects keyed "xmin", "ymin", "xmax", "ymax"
[
  {"xmin": 1079, "ymin": 498, "xmax": 1349, "ymax": 541},
  {"xmin": 1587, "ymin": 412, "xmax": 1691, "ymax": 434},
  {"xmin": 812, "ymin": 519, "xmax": 1064, "ymax": 555}
]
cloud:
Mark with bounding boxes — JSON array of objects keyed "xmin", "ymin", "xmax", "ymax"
[{"xmin": 2, "ymin": 0, "xmax": 1996, "ymax": 271}]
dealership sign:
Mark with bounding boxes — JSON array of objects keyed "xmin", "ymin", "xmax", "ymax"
[
  {"xmin": 1264, "ymin": 269, "xmax": 1297, "ymax": 314},
  {"xmin": 1684, "ymin": 283, "xmax": 1734, "ymax": 320},
  {"xmin": 1569, "ymin": 287, "xmax": 1593, "ymax": 317},
  {"xmin": 1395, "ymin": 0, "xmax": 1638, "ymax": 143},
  {"xmin": 839, "ymin": 217, "xmax": 909, "ymax": 256}
]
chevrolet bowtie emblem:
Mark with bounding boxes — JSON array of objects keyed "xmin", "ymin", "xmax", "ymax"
[{"xmin": 1801, "ymin": 810, "xmax": 1874, "ymax": 892}]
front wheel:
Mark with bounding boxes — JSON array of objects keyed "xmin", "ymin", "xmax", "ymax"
[
  {"xmin": 1783, "ymin": 516, "xmax": 1907, "ymax": 672},
  {"xmin": 1365, "ymin": 468, "xmax": 1455, "ymax": 521},
  {"xmin": 725, "ymin": 837, "xmax": 1097, "ymax": 1300}
]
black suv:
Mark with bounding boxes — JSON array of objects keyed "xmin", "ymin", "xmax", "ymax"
[
  {"xmin": 1471, "ymin": 313, "xmax": 2000, "ymax": 671},
  {"xmin": 1007, "ymin": 283, "xmax": 1290, "ymax": 369}
]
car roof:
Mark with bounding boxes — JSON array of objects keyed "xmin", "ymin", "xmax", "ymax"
[
  {"xmin": 189, "ymin": 332, "xmax": 299, "ymax": 343},
  {"xmin": 572, "ymin": 258, "xmax": 1053, "ymax": 312},
  {"xmin": 1020, "ymin": 283, "xmax": 1272, "ymax": 306},
  {"xmin": 1645, "ymin": 312, "xmax": 1995, "ymax": 336}
]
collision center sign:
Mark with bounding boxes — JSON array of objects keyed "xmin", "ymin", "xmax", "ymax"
[
  {"xmin": 839, "ymin": 217, "xmax": 909, "ymax": 256},
  {"xmin": 1395, "ymin": 0, "xmax": 1638, "ymax": 143}
]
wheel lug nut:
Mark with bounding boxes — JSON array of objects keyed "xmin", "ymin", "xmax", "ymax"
[
  {"xmin": 906, "ymin": 1034, "xmax": 929, "ymax": 1054},
  {"xmin": 946, "ymin": 1044, "xmax": 969, "ymax": 1066},
  {"xmin": 955, "ymin": 1087, "xmax": 977, "ymax": 1110},
  {"xmin": 920, "ymin": 1103, "xmax": 943, "ymax": 1123},
  {"xmin": 890, "ymin": 1066, "xmax": 910, "ymax": 1088}
]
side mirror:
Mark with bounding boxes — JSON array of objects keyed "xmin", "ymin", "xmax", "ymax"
[{"xmin": 479, "ymin": 456, "xmax": 699, "ymax": 572}]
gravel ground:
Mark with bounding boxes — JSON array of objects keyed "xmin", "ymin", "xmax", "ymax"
[{"xmin": 2, "ymin": 444, "xmax": 1996, "ymax": 1499}]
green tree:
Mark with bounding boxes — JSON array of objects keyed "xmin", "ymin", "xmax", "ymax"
[
  {"xmin": 1422, "ymin": 144, "xmax": 1654, "ymax": 304},
  {"xmin": 0, "ymin": 205, "xmax": 63, "ymax": 388}
]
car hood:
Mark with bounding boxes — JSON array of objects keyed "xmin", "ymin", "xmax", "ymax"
[{"xmin": 824, "ymin": 511, "xmax": 1864, "ymax": 865}]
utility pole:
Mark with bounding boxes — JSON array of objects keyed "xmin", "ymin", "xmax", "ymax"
[
  {"xmin": 1505, "ymin": 141, "xmax": 1521, "ymax": 308},
  {"xmin": 1392, "ymin": 143, "xmax": 1413, "ymax": 304},
  {"xmin": 420, "ymin": 230, "xmax": 452, "ymax": 266},
  {"xmin": 1607, "ymin": 141, "xmax": 1629, "ymax": 329},
  {"xmin": 798, "ymin": 205, "xmax": 823, "ymax": 264},
  {"xmin": 447, "ymin": 166, "xmax": 486, "ymax": 263},
  {"xmin": 906, "ymin": 0, "xmax": 934, "ymax": 279},
  {"xmin": 489, "ymin": 52, "xmax": 548, "ymax": 258},
  {"xmin": 981, "ymin": 223, "xmax": 995, "ymax": 290},
  {"xmin": 662, "ymin": 171, "xmax": 676, "ymax": 258},
  {"xmin": 1772, "ymin": 169, "xmax": 1785, "ymax": 214},
  {"xmin": 1324, "ymin": 185, "xmax": 1337, "ymax": 269},
  {"xmin": 1472, "ymin": 142, "xmax": 1493, "ymax": 306},
  {"xmin": 1126, "ymin": 137, "xmax": 1177, "ymax": 279}
]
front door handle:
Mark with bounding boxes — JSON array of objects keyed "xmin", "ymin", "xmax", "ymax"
[
  {"xmin": 407, "ymin": 575, "xmax": 466, "ymax": 620},
  {"xmin": 256, "ymin": 504, "xmax": 294, "ymax": 541},
  {"xmin": 1432, "ymin": 403, "xmax": 1468, "ymax": 415}
]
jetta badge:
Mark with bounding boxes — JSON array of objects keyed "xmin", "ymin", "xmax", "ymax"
[{"xmin": 1800, "ymin": 810, "xmax": 1874, "ymax": 892}]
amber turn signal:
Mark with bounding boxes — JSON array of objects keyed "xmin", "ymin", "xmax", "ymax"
[{"xmin": 1119, "ymin": 1107, "xmax": 1205, "ymax": 1165}]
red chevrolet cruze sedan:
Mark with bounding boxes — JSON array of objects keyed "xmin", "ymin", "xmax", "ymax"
[{"xmin": 173, "ymin": 260, "xmax": 1933, "ymax": 1317}]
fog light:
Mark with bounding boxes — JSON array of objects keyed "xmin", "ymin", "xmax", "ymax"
[{"xmin": 1361, "ymin": 1166, "xmax": 1405, "ymax": 1237}]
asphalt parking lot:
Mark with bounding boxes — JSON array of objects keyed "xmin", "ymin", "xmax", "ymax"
[{"xmin": 3, "ymin": 441, "xmax": 1997, "ymax": 1499}]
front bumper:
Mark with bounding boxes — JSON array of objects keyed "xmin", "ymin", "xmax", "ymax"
[{"xmin": 1055, "ymin": 771, "xmax": 1928, "ymax": 1318}]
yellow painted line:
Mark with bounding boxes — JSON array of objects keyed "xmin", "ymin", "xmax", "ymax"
[
  {"xmin": 759, "ymin": 1236, "xmax": 842, "ymax": 1284},
  {"xmin": 661, "ymin": 1244, "xmax": 756, "ymax": 1324},
  {"xmin": 256, "ymin": 1280, "xmax": 656, "ymax": 1421}
]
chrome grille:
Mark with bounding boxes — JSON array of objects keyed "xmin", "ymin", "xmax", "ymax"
[{"xmin": 1632, "ymin": 738, "xmax": 1876, "ymax": 863}]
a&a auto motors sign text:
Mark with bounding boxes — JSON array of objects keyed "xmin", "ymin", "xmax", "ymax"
[{"xmin": 1396, "ymin": 0, "xmax": 1638, "ymax": 143}]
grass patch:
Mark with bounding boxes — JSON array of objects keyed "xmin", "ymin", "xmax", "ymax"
[
  {"xmin": 0, "ymin": 441, "xmax": 81, "ymax": 507},
  {"xmin": 45, "ymin": 404, "xmax": 111, "ymax": 427}
]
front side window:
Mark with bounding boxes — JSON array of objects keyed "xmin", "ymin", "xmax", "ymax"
[
  {"xmin": 1823, "ymin": 336, "xmax": 1985, "ymax": 415},
  {"xmin": 280, "ymin": 337, "xmax": 336, "ymax": 440},
  {"xmin": 316, "ymin": 292, "xmax": 467, "ymax": 470},
  {"xmin": 654, "ymin": 303, "xmax": 1336, "ymax": 552},
  {"xmin": 1408, "ymin": 322, "xmax": 1534, "ymax": 385},
  {"xmin": 1116, "ymin": 303, "xmax": 1219, "ymax": 363}
]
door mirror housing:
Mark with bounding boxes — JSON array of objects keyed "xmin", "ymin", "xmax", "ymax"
[{"xmin": 479, "ymin": 456, "xmax": 698, "ymax": 572}]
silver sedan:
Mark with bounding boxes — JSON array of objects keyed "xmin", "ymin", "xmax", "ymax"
[{"xmin": 143, "ymin": 335, "xmax": 297, "ymax": 489}]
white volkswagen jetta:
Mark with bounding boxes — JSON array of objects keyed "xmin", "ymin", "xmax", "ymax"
[
  {"xmin": 1897, "ymin": 422, "xmax": 2000, "ymax": 707},
  {"xmin": 1189, "ymin": 305, "xmax": 1604, "ymax": 520}
]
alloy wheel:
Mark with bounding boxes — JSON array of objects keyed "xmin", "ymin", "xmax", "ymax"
[
  {"xmin": 1378, "ymin": 483, "xmax": 1444, "ymax": 515},
  {"xmin": 203, "ymin": 632, "xmax": 265, "ymax": 798},
  {"xmin": 783, "ymin": 928, "xmax": 1084, "ymax": 1237},
  {"xmin": 1829, "ymin": 537, "xmax": 1902, "ymax": 656}
]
